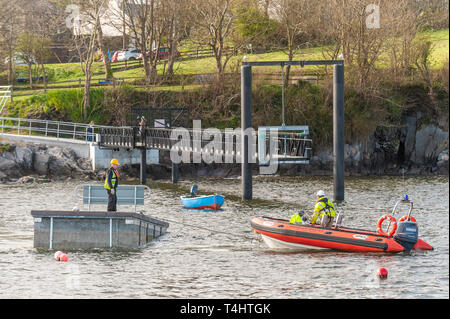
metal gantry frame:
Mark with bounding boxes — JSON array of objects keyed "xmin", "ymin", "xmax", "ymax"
[{"xmin": 241, "ymin": 60, "xmax": 345, "ymax": 201}]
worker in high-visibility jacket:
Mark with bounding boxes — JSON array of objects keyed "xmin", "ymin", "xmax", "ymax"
[
  {"xmin": 104, "ymin": 158, "xmax": 120, "ymax": 212},
  {"xmin": 290, "ymin": 210, "xmax": 306, "ymax": 225},
  {"xmin": 311, "ymin": 190, "xmax": 335, "ymax": 227}
]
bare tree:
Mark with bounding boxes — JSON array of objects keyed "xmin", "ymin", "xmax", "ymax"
[
  {"xmin": 112, "ymin": 0, "xmax": 167, "ymax": 86},
  {"xmin": 382, "ymin": 1, "xmax": 422, "ymax": 81},
  {"xmin": 87, "ymin": 0, "xmax": 114, "ymax": 79},
  {"xmin": 32, "ymin": 0, "xmax": 67, "ymax": 91},
  {"xmin": 272, "ymin": 0, "xmax": 311, "ymax": 85},
  {"xmin": 34, "ymin": 35, "xmax": 53, "ymax": 92},
  {"xmin": 0, "ymin": 1, "xmax": 23, "ymax": 85},
  {"xmin": 189, "ymin": 0, "xmax": 242, "ymax": 77},
  {"xmin": 13, "ymin": 0, "xmax": 63, "ymax": 90},
  {"xmin": 412, "ymin": 35, "xmax": 436, "ymax": 100},
  {"xmin": 189, "ymin": 0, "xmax": 265, "ymax": 79},
  {"xmin": 71, "ymin": 0, "xmax": 107, "ymax": 120},
  {"xmin": 318, "ymin": 0, "xmax": 391, "ymax": 94},
  {"xmin": 262, "ymin": 0, "xmax": 271, "ymax": 16},
  {"xmin": 165, "ymin": 0, "xmax": 184, "ymax": 77},
  {"xmin": 439, "ymin": 57, "xmax": 449, "ymax": 95},
  {"xmin": 16, "ymin": 32, "xmax": 37, "ymax": 89}
]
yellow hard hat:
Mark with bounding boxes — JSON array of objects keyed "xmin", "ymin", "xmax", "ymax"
[{"xmin": 110, "ymin": 158, "xmax": 119, "ymax": 165}]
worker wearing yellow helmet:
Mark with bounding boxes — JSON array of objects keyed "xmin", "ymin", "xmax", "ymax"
[{"xmin": 104, "ymin": 158, "xmax": 120, "ymax": 211}]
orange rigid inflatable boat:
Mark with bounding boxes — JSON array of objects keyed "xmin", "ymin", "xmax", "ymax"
[{"xmin": 251, "ymin": 198, "xmax": 433, "ymax": 253}]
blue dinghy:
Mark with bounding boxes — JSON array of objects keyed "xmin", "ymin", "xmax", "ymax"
[
  {"xmin": 180, "ymin": 185, "xmax": 225, "ymax": 210},
  {"xmin": 180, "ymin": 194, "xmax": 225, "ymax": 210}
]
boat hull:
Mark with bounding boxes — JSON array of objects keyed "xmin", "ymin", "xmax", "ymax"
[
  {"xmin": 251, "ymin": 217, "xmax": 433, "ymax": 253},
  {"xmin": 180, "ymin": 194, "xmax": 225, "ymax": 210},
  {"xmin": 260, "ymin": 234, "xmax": 329, "ymax": 250}
]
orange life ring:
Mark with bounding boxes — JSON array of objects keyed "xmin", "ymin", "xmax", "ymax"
[
  {"xmin": 399, "ymin": 215, "xmax": 416, "ymax": 223},
  {"xmin": 376, "ymin": 214, "xmax": 397, "ymax": 237}
]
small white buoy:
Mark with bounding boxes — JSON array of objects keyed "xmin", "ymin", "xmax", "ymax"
[
  {"xmin": 72, "ymin": 206, "xmax": 80, "ymax": 212},
  {"xmin": 54, "ymin": 251, "xmax": 63, "ymax": 261}
]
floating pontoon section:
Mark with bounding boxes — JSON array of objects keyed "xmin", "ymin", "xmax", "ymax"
[
  {"xmin": 31, "ymin": 184, "xmax": 168, "ymax": 250},
  {"xmin": 31, "ymin": 210, "xmax": 169, "ymax": 250}
]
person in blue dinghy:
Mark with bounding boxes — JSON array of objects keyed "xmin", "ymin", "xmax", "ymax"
[{"xmin": 188, "ymin": 185, "xmax": 198, "ymax": 198}]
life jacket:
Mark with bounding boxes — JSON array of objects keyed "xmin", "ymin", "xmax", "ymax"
[
  {"xmin": 316, "ymin": 197, "xmax": 335, "ymax": 217},
  {"xmin": 290, "ymin": 213, "xmax": 303, "ymax": 224},
  {"xmin": 104, "ymin": 168, "xmax": 119, "ymax": 190}
]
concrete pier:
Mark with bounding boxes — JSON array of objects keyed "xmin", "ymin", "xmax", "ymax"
[
  {"xmin": 0, "ymin": 134, "xmax": 159, "ymax": 171},
  {"xmin": 90, "ymin": 144, "xmax": 159, "ymax": 171},
  {"xmin": 31, "ymin": 210, "xmax": 169, "ymax": 250}
]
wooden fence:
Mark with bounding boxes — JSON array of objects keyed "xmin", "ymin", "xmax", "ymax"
[
  {"xmin": 7, "ymin": 71, "xmax": 326, "ymax": 101},
  {"xmin": 6, "ymin": 44, "xmax": 326, "ymax": 101}
]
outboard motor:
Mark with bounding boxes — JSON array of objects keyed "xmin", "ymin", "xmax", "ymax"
[
  {"xmin": 334, "ymin": 212, "xmax": 344, "ymax": 228},
  {"xmin": 394, "ymin": 221, "xmax": 419, "ymax": 252},
  {"xmin": 190, "ymin": 184, "xmax": 198, "ymax": 197}
]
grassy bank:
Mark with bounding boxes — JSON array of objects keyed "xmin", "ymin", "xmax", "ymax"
[
  {"xmin": 2, "ymin": 29, "xmax": 448, "ymax": 147},
  {"xmin": 4, "ymin": 76, "xmax": 448, "ymax": 148},
  {"xmin": 3, "ymin": 29, "xmax": 448, "ymax": 87}
]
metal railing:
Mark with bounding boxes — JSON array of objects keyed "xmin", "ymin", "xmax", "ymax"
[
  {"xmin": 0, "ymin": 116, "xmax": 127, "ymax": 143},
  {"xmin": 74, "ymin": 184, "xmax": 152, "ymax": 213},
  {"xmin": 99, "ymin": 125, "xmax": 312, "ymax": 163},
  {"xmin": 0, "ymin": 86, "xmax": 12, "ymax": 114}
]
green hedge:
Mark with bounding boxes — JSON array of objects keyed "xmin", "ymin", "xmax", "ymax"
[{"xmin": 4, "ymin": 80, "xmax": 447, "ymax": 146}]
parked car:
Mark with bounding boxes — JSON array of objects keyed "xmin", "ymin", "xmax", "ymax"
[
  {"xmin": 111, "ymin": 51, "xmax": 120, "ymax": 63},
  {"xmin": 156, "ymin": 47, "xmax": 181, "ymax": 60},
  {"xmin": 137, "ymin": 47, "xmax": 181, "ymax": 61},
  {"xmin": 117, "ymin": 49, "xmax": 141, "ymax": 61}
]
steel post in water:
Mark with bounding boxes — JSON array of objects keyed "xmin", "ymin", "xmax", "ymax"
[
  {"xmin": 333, "ymin": 64, "xmax": 345, "ymax": 201},
  {"xmin": 140, "ymin": 148, "xmax": 146, "ymax": 185},
  {"xmin": 241, "ymin": 65, "xmax": 252, "ymax": 200},
  {"xmin": 172, "ymin": 162, "xmax": 179, "ymax": 184}
]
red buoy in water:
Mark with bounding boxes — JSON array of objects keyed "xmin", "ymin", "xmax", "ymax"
[
  {"xmin": 59, "ymin": 253, "xmax": 69, "ymax": 262},
  {"xmin": 377, "ymin": 267, "xmax": 388, "ymax": 279}
]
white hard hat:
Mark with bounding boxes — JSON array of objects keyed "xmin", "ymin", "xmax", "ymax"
[{"xmin": 316, "ymin": 190, "xmax": 325, "ymax": 197}]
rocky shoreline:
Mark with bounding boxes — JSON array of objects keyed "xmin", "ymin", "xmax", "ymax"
[
  {"xmin": 2, "ymin": 106, "xmax": 449, "ymax": 183},
  {"xmin": 0, "ymin": 139, "xmax": 448, "ymax": 185},
  {"xmin": 0, "ymin": 142, "xmax": 98, "ymax": 184}
]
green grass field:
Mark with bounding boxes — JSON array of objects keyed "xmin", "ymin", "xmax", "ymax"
[{"xmin": 2, "ymin": 29, "xmax": 448, "ymax": 101}]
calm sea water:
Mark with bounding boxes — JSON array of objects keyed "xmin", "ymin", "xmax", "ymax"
[{"xmin": 0, "ymin": 175, "xmax": 448, "ymax": 299}]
